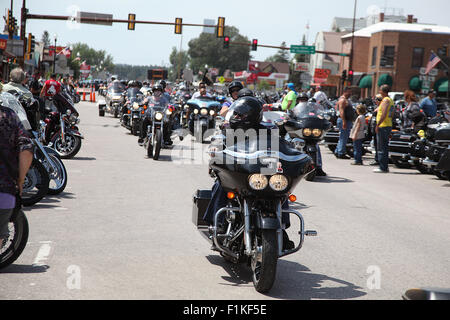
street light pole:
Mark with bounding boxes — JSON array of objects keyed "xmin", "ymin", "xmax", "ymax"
[
  {"xmin": 53, "ymin": 35, "xmax": 57, "ymax": 74},
  {"xmin": 349, "ymin": 0, "xmax": 357, "ymax": 87}
]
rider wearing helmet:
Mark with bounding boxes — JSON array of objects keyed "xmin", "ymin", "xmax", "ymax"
[
  {"xmin": 219, "ymin": 81, "xmax": 243, "ymax": 117},
  {"xmin": 138, "ymin": 84, "xmax": 170, "ymax": 145}
]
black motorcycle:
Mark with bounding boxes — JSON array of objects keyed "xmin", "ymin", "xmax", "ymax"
[
  {"xmin": 283, "ymin": 102, "xmax": 331, "ymax": 181},
  {"xmin": 142, "ymin": 98, "xmax": 171, "ymax": 160},
  {"xmin": 187, "ymin": 96, "xmax": 221, "ymax": 143},
  {"xmin": 193, "ymin": 124, "xmax": 317, "ymax": 293}
]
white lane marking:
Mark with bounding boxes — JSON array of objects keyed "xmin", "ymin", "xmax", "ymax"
[{"xmin": 32, "ymin": 241, "xmax": 52, "ymax": 267}]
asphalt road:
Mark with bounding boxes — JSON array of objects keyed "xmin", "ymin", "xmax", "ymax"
[{"xmin": 1, "ymin": 100, "xmax": 449, "ymax": 300}]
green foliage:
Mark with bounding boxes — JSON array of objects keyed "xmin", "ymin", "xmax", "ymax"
[
  {"xmin": 188, "ymin": 26, "xmax": 250, "ymax": 75},
  {"xmin": 113, "ymin": 64, "xmax": 160, "ymax": 81},
  {"xmin": 69, "ymin": 42, "xmax": 115, "ymax": 73},
  {"xmin": 41, "ymin": 31, "xmax": 50, "ymax": 47},
  {"xmin": 168, "ymin": 47, "xmax": 190, "ymax": 81},
  {"xmin": 265, "ymin": 41, "xmax": 291, "ymax": 63}
]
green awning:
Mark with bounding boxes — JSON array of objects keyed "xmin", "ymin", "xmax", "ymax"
[
  {"xmin": 437, "ymin": 80, "xmax": 448, "ymax": 93},
  {"xmin": 409, "ymin": 76, "xmax": 422, "ymax": 90},
  {"xmin": 359, "ymin": 75, "xmax": 373, "ymax": 88},
  {"xmin": 434, "ymin": 77, "xmax": 447, "ymax": 91},
  {"xmin": 378, "ymin": 73, "xmax": 393, "ymax": 87}
]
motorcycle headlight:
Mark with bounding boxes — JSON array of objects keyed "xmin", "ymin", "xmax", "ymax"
[
  {"xmin": 154, "ymin": 112, "xmax": 163, "ymax": 121},
  {"xmin": 133, "ymin": 102, "xmax": 140, "ymax": 110},
  {"xmin": 193, "ymin": 109, "xmax": 199, "ymax": 114},
  {"xmin": 269, "ymin": 175, "xmax": 288, "ymax": 192},
  {"xmin": 312, "ymin": 129, "xmax": 322, "ymax": 137},
  {"xmin": 248, "ymin": 174, "xmax": 268, "ymax": 191},
  {"xmin": 113, "ymin": 96, "xmax": 121, "ymax": 100},
  {"xmin": 209, "ymin": 110, "xmax": 215, "ymax": 116},
  {"xmin": 303, "ymin": 128, "xmax": 312, "ymax": 137},
  {"xmin": 201, "ymin": 108, "xmax": 208, "ymax": 116}
]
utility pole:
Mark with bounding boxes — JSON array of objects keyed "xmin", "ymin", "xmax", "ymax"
[{"xmin": 349, "ymin": 0, "xmax": 357, "ymax": 87}]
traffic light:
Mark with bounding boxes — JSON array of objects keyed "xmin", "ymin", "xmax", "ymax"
[
  {"xmin": 6, "ymin": 9, "xmax": 12, "ymax": 31},
  {"xmin": 128, "ymin": 13, "xmax": 136, "ymax": 30},
  {"xmin": 251, "ymin": 39, "xmax": 258, "ymax": 51},
  {"xmin": 174, "ymin": 18, "xmax": 182, "ymax": 34},
  {"xmin": 341, "ymin": 70, "xmax": 347, "ymax": 81},
  {"xmin": 216, "ymin": 17, "xmax": 225, "ymax": 38},
  {"xmin": 223, "ymin": 36, "xmax": 230, "ymax": 49},
  {"xmin": 348, "ymin": 70, "xmax": 354, "ymax": 83}
]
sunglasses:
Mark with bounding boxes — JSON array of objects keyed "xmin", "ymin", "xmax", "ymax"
[
  {"xmin": 230, "ymin": 88, "xmax": 240, "ymax": 93},
  {"xmin": 199, "ymin": 86, "xmax": 206, "ymax": 89}
]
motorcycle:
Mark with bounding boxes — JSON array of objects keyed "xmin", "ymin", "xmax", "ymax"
[
  {"xmin": 142, "ymin": 98, "xmax": 172, "ymax": 160},
  {"xmin": 282, "ymin": 102, "xmax": 331, "ymax": 181},
  {"xmin": 41, "ymin": 92, "xmax": 83, "ymax": 159},
  {"xmin": 187, "ymin": 96, "xmax": 222, "ymax": 143},
  {"xmin": 121, "ymin": 88, "xmax": 144, "ymax": 133},
  {"xmin": 421, "ymin": 122, "xmax": 450, "ymax": 180},
  {"xmin": 100, "ymin": 85, "xmax": 125, "ymax": 118},
  {"xmin": 193, "ymin": 121, "xmax": 316, "ymax": 293},
  {"xmin": 179, "ymin": 91, "xmax": 192, "ymax": 128}
]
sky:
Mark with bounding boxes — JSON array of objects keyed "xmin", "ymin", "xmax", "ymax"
[{"xmin": 3, "ymin": 0, "xmax": 450, "ymax": 68}]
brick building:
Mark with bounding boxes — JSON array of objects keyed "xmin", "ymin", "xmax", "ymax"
[{"xmin": 339, "ymin": 17, "xmax": 450, "ymax": 98}]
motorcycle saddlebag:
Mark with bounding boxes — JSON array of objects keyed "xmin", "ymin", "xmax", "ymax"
[{"xmin": 192, "ymin": 189, "xmax": 211, "ymax": 227}]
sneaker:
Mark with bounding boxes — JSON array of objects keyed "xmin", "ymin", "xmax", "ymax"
[
  {"xmin": 351, "ymin": 162, "xmax": 363, "ymax": 165},
  {"xmin": 369, "ymin": 160, "xmax": 379, "ymax": 166},
  {"xmin": 138, "ymin": 138, "xmax": 144, "ymax": 146},
  {"xmin": 335, "ymin": 154, "xmax": 350, "ymax": 159},
  {"xmin": 373, "ymin": 168, "xmax": 389, "ymax": 173}
]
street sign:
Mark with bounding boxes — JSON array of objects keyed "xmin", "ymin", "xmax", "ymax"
[
  {"xmin": 218, "ymin": 76, "xmax": 225, "ymax": 84},
  {"xmin": 77, "ymin": 11, "xmax": 113, "ymax": 26},
  {"xmin": 294, "ymin": 62, "xmax": 309, "ymax": 72},
  {"xmin": 290, "ymin": 45, "xmax": 315, "ymax": 54}
]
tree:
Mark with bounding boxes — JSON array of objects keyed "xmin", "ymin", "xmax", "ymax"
[
  {"xmin": 188, "ymin": 26, "xmax": 250, "ymax": 75},
  {"xmin": 41, "ymin": 30, "xmax": 50, "ymax": 47},
  {"xmin": 69, "ymin": 43, "xmax": 115, "ymax": 73},
  {"xmin": 265, "ymin": 41, "xmax": 290, "ymax": 63},
  {"xmin": 168, "ymin": 47, "xmax": 190, "ymax": 81}
]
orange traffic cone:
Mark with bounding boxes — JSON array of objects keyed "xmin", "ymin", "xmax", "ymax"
[
  {"xmin": 89, "ymin": 85, "xmax": 93, "ymax": 102},
  {"xmin": 82, "ymin": 85, "xmax": 86, "ymax": 101}
]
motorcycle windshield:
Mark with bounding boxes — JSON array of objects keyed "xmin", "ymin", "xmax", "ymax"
[
  {"xmin": 111, "ymin": 82, "xmax": 125, "ymax": 93},
  {"xmin": 0, "ymin": 92, "xmax": 32, "ymax": 130},
  {"xmin": 126, "ymin": 88, "xmax": 141, "ymax": 99},
  {"xmin": 147, "ymin": 97, "xmax": 168, "ymax": 110},
  {"xmin": 291, "ymin": 102, "xmax": 326, "ymax": 119}
]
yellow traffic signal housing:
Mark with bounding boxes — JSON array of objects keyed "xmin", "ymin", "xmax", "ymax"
[
  {"xmin": 175, "ymin": 18, "xmax": 182, "ymax": 34},
  {"xmin": 128, "ymin": 13, "xmax": 136, "ymax": 30},
  {"xmin": 216, "ymin": 17, "xmax": 225, "ymax": 38}
]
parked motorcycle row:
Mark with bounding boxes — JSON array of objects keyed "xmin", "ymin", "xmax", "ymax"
[
  {"xmin": 322, "ymin": 97, "xmax": 450, "ymax": 181},
  {"xmin": 0, "ymin": 85, "xmax": 84, "ymax": 269}
]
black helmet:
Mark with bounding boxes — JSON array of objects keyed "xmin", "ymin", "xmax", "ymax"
[
  {"xmin": 152, "ymin": 84, "xmax": 163, "ymax": 93},
  {"xmin": 297, "ymin": 92, "xmax": 308, "ymax": 101},
  {"xmin": 159, "ymin": 80, "xmax": 167, "ymax": 89},
  {"xmin": 227, "ymin": 96, "xmax": 262, "ymax": 130},
  {"xmin": 237, "ymin": 88, "xmax": 254, "ymax": 98},
  {"xmin": 228, "ymin": 80, "xmax": 243, "ymax": 95}
]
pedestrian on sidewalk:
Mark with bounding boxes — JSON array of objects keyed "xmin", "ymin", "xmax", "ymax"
[
  {"xmin": 350, "ymin": 104, "xmax": 367, "ymax": 165},
  {"xmin": 369, "ymin": 94, "xmax": 383, "ymax": 166},
  {"xmin": 374, "ymin": 85, "xmax": 394, "ymax": 173},
  {"xmin": 335, "ymin": 87, "xmax": 354, "ymax": 159}
]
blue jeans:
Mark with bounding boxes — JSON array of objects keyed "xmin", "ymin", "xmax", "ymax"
[
  {"xmin": 353, "ymin": 139, "xmax": 363, "ymax": 163},
  {"xmin": 335, "ymin": 118, "xmax": 352, "ymax": 156},
  {"xmin": 376, "ymin": 127, "xmax": 392, "ymax": 171}
]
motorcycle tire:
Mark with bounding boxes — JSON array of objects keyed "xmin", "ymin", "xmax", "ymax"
[
  {"xmin": 114, "ymin": 109, "xmax": 119, "ymax": 118},
  {"xmin": 327, "ymin": 145, "xmax": 336, "ymax": 153},
  {"xmin": 45, "ymin": 153, "xmax": 68, "ymax": 195},
  {"xmin": 153, "ymin": 129, "xmax": 162, "ymax": 160},
  {"xmin": 0, "ymin": 210, "xmax": 29, "ymax": 270},
  {"xmin": 51, "ymin": 133, "xmax": 82, "ymax": 159},
  {"xmin": 99, "ymin": 110, "xmax": 105, "ymax": 117},
  {"xmin": 21, "ymin": 158, "xmax": 50, "ymax": 207},
  {"xmin": 251, "ymin": 229, "xmax": 278, "ymax": 293},
  {"xmin": 414, "ymin": 161, "xmax": 432, "ymax": 175},
  {"xmin": 131, "ymin": 123, "xmax": 139, "ymax": 136},
  {"xmin": 305, "ymin": 170, "xmax": 316, "ymax": 182}
]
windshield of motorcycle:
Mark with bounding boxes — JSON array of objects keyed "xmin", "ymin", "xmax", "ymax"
[
  {"xmin": 110, "ymin": 82, "xmax": 125, "ymax": 93},
  {"xmin": 291, "ymin": 102, "xmax": 326, "ymax": 119},
  {"xmin": 126, "ymin": 88, "xmax": 141, "ymax": 98},
  {"xmin": 147, "ymin": 97, "xmax": 168, "ymax": 110},
  {"xmin": 0, "ymin": 92, "xmax": 32, "ymax": 130}
]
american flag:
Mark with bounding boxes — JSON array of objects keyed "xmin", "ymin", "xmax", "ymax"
[
  {"xmin": 57, "ymin": 47, "xmax": 71, "ymax": 58},
  {"xmin": 425, "ymin": 52, "xmax": 442, "ymax": 74}
]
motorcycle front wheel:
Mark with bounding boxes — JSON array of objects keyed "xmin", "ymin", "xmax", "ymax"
[
  {"xmin": 0, "ymin": 210, "xmax": 29, "ymax": 270},
  {"xmin": 43, "ymin": 153, "xmax": 68, "ymax": 195},
  {"xmin": 251, "ymin": 229, "xmax": 278, "ymax": 293},
  {"xmin": 21, "ymin": 158, "xmax": 50, "ymax": 206},
  {"xmin": 51, "ymin": 133, "xmax": 82, "ymax": 159},
  {"xmin": 153, "ymin": 129, "xmax": 162, "ymax": 160}
]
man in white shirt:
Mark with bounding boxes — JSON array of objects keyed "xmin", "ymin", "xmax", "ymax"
[{"xmin": 313, "ymin": 86, "xmax": 328, "ymax": 104}]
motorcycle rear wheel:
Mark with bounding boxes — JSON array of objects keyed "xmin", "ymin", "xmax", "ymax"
[
  {"xmin": 251, "ymin": 229, "xmax": 278, "ymax": 293},
  {"xmin": 0, "ymin": 210, "xmax": 29, "ymax": 270},
  {"xmin": 21, "ymin": 158, "xmax": 50, "ymax": 207}
]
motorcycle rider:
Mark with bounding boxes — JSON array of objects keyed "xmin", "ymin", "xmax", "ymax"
[
  {"xmin": 204, "ymin": 94, "xmax": 295, "ymax": 250},
  {"xmin": 40, "ymin": 73, "xmax": 61, "ymax": 98},
  {"xmin": 192, "ymin": 82, "xmax": 211, "ymax": 99},
  {"xmin": 2, "ymin": 68, "xmax": 33, "ymax": 100},
  {"xmin": 158, "ymin": 80, "xmax": 172, "ymax": 102},
  {"xmin": 292, "ymin": 93, "xmax": 327, "ymax": 176},
  {"xmin": 138, "ymin": 84, "xmax": 170, "ymax": 146},
  {"xmin": 219, "ymin": 81, "xmax": 243, "ymax": 117}
]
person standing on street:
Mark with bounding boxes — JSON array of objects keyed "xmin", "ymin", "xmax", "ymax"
[
  {"xmin": 369, "ymin": 94, "xmax": 383, "ymax": 166},
  {"xmin": 350, "ymin": 104, "xmax": 367, "ymax": 165},
  {"xmin": 281, "ymin": 83, "xmax": 297, "ymax": 111},
  {"xmin": 335, "ymin": 87, "xmax": 353, "ymax": 159},
  {"xmin": 374, "ymin": 84, "xmax": 394, "ymax": 173},
  {"xmin": 419, "ymin": 90, "xmax": 438, "ymax": 118},
  {"xmin": 0, "ymin": 105, "xmax": 34, "ymax": 248}
]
